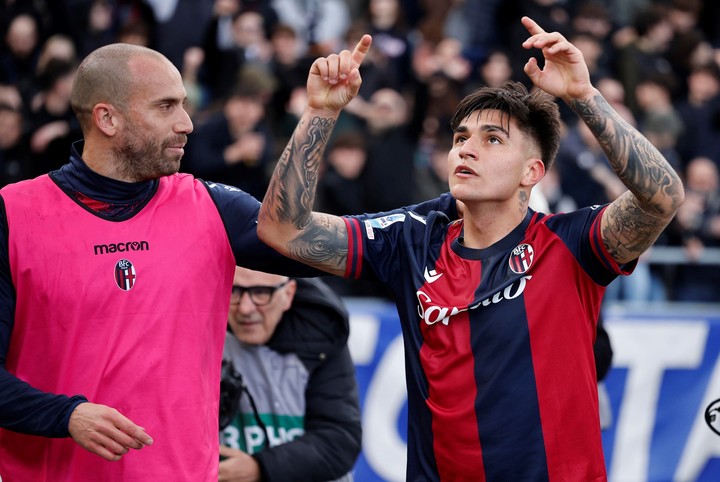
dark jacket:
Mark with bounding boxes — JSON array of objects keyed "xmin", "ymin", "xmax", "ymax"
[{"xmin": 254, "ymin": 278, "xmax": 362, "ymax": 481}]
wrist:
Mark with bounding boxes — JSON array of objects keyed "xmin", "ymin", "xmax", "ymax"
[
  {"xmin": 63, "ymin": 396, "xmax": 89, "ymax": 438},
  {"xmin": 564, "ymin": 86, "xmax": 599, "ymax": 106},
  {"xmin": 304, "ymin": 105, "xmax": 342, "ymax": 120}
]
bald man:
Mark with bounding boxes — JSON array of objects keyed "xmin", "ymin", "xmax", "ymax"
[
  {"xmin": 0, "ymin": 43, "xmax": 345, "ymax": 482},
  {"xmin": 0, "ymin": 42, "xmax": 454, "ymax": 481}
]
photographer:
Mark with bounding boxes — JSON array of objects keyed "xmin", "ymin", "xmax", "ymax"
[{"xmin": 219, "ymin": 267, "xmax": 361, "ymax": 482}]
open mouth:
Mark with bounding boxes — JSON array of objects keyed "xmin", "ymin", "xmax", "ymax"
[{"xmin": 454, "ymin": 165, "xmax": 476, "ymax": 176}]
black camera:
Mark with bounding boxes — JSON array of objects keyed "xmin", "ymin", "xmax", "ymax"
[{"xmin": 219, "ymin": 358, "xmax": 245, "ymax": 430}]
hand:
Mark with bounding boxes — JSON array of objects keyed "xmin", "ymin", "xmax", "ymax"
[
  {"xmin": 674, "ymin": 192, "xmax": 703, "ymax": 230},
  {"xmin": 30, "ymin": 121, "xmax": 70, "ymax": 153},
  {"xmin": 306, "ymin": 35, "xmax": 372, "ymax": 114},
  {"xmin": 224, "ymin": 133, "xmax": 265, "ymax": 165},
  {"xmin": 218, "ymin": 445, "xmax": 261, "ymax": 482},
  {"xmin": 521, "ymin": 16, "xmax": 594, "ymax": 102},
  {"xmin": 183, "ymin": 47, "xmax": 205, "ymax": 76},
  {"xmin": 68, "ymin": 402, "xmax": 153, "ymax": 461}
]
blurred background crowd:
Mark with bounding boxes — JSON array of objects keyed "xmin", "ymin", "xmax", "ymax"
[{"xmin": 1, "ymin": 0, "xmax": 719, "ymax": 303}]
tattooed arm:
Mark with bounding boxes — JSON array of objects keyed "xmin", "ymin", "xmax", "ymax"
[
  {"xmin": 522, "ymin": 16, "xmax": 684, "ymax": 265},
  {"xmin": 257, "ymin": 36, "xmax": 372, "ymax": 276},
  {"xmin": 567, "ymin": 92, "xmax": 683, "ymax": 264}
]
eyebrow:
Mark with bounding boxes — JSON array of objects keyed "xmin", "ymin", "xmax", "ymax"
[
  {"xmin": 454, "ymin": 123, "xmax": 510, "ymax": 138},
  {"xmin": 153, "ymin": 95, "xmax": 186, "ymax": 106}
]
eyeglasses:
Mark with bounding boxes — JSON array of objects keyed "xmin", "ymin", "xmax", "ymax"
[{"xmin": 230, "ymin": 280, "xmax": 289, "ymax": 306}]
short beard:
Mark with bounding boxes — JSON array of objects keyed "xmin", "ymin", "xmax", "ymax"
[{"xmin": 114, "ymin": 130, "xmax": 182, "ymax": 182}]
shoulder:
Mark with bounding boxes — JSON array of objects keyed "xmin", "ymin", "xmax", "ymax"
[
  {"xmin": 1, "ymin": 175, "xmax": 50, "ymax": 197},
  {"xmin": 194, "ymin": 179, "xmax": 262, "ymax": 221},
  {"xmin": 201, "ymin": 179, "xmax": 261, "ymax": 206},
  {"xmin": 541, "ymin": 205, "xmax": 606, "ymax": 232}
]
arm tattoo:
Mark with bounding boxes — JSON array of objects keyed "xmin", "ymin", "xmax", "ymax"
[
  {"xmin": 263, "ymin": 115, "xmax": 349, "ymax": 271},
  {"xmin": 289, "ymin": 213, "xmax": 348, "ymax": 273},
  {"xmin": 569, "ymin": 94, "xmax": 683, "ymax": 261},
  {"xmin": 266, "ymin": 116, "xmax": 333, "ymax": 228}
]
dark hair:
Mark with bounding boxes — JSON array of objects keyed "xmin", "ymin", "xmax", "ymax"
[
  {"xmin": 271, "ymin": 23, "xmax": 297, "ymax": 39},
  {"xmin": 329, "ymin": 131, "xmax": 366, "ymax": 151},
  {"xmin": 691, "ymin": 62, "xmax": 720, "ymax": 84},
  {"xmin": 633, "ymin": 4, "xmax": 668, "ymax": 37},
  {"xmin": 450, "ymin": 81, "xmax": 562, "ymax": 171},
  {"xmin": 37, "ymin": 58, "xmax": 75, "ymax": 91},
  {"xmin": 574, "ymin": 1, "xmax": 610, "ymax": 21},
  {"xmin": 638, "ymin": 71, "xmax": 677, "ymax": 93}
]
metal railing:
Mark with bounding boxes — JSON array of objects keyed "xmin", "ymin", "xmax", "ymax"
[{"xmin": 644, "ymin": 246, "xmax": 720, "ymax": 266}]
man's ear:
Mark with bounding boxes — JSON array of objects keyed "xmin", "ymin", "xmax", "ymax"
[
  {"xmin": 92, "ymin": 103, "xmax": 119, "ymax": 136},
  {"xmin": 522, "ymin": 158, "xmax": 545, "ymax": 187}
]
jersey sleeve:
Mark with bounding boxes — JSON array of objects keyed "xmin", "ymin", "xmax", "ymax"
[
  {"xmin": 204, "ymin": 181, "xmax": 325, "ymax": 278},
  {"xmin": 342, "ymin": 196, "xmax": 451, "ymax": 287},
  {"xmin": 544, "ymin": 204, "xmax": 637, "ymax": 286}
]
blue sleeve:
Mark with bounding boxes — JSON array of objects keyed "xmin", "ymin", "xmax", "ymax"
[
  {"xmin": 0, "ymin": 200, "xmax": 88, "ymax": 437},
  {"xmin": 544, "ymin": 205, "xmax": 637, "ymax": 286},
  {"xmin": 343, "ymin": 202, "xmax": 449, "ymax": 289},
  {"xmin": 204, "ymin": 181, "xmax": 325, "ymax": 277}
]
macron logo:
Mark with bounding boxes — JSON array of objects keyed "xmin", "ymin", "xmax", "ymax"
[{"xmin": 424, "ymin": 267, "xmax": 443, "ymax": 284}]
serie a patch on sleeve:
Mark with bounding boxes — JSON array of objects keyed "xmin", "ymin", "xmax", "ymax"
[{"xmin": 363, "ymin": 214, "xmax": 406, "ymax": 239}]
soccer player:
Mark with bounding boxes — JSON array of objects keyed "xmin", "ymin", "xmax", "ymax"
[
  {"xmin": 257, "ymin": 17, "xmax": 684, "ymax": 481},
  {"xmin": 0, "ymin": 42, "xmax": 451, "ymax": 481}
]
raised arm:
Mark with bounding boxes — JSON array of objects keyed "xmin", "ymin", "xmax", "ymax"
[
  {"xmin": 257, "ymin": 35, "xmax": 372, "ymax": 276},
  {"xmin": 522, "ymin": 16, "xmax": 684, "ymax": 265}
]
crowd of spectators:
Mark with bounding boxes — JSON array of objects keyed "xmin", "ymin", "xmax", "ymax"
[{"xmin": 1, "ymin": 0, "xmax": 719, "ymax": 302}]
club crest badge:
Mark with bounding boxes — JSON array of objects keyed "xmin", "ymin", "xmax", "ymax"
[
  {"xmin": 114, "ymin": 259, "xmax": 137, "ymax": 291},
  {"xmin": 706, "ymin": 398, "xmax": 720, "ymax": 437},
  {"xmin": 509, "ymin": 243, "xmax": 534, "ymax": 274}
]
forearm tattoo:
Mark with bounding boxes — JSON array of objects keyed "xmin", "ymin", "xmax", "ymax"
[
  {"xmin": 289, "ymin": 213, "xmax": 348, "ymax": 273},
  {"xmin": 569, "ymin": 94, "xmax": 683, "ymax": 260},
  {"xmin": 263, "ymin": 115, "xmax": 349, "ymax": 272}
]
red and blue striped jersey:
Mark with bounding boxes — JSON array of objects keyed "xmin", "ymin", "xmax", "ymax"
[{"xmin": 343, "ymin": 205, "xmax": 634, "ymax": 481}]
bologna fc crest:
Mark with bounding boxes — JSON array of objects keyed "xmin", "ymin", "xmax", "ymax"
[
  {"xmin": 114, "ymin": 259, "xmax": 137, "ymax": 291},
  {"xmin": 509, "ymin": 243, "xmax": 534, "ymax": 274},
  {"xmin": 706, "ymin": 398, "xmax": 720, "ymax": 437}
]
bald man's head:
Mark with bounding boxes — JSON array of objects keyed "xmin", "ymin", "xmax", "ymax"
[{"xmin": 70, "ymin": 43, "xmax": 170, "ymax": 132}]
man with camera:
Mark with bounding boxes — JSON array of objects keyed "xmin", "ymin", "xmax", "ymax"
[{"xmin": 219, "ymin": 267, "xmax": 361, "ymax": 482}]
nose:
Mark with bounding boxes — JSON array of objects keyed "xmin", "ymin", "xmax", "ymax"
[
  {"xmin": 457, "ymin": 140, "xmax": 477, "ymax": 161},
  {"xmin": 175, "ymin": 106, "xmax": 194, "ymax": 134},
  {"xmin": 236, "ymin": 291, "xmax": 257, "ymax": 314}
]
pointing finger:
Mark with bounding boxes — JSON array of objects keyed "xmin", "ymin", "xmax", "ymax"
[
  {"xmin": 521, "ymin": 16, "xmax": 544, "ymax": 36},
  {"xmin": 351, "ymin": 34, "xmax": 372, "ymax": 68}
]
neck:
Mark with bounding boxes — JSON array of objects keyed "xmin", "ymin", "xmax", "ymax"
[
  {"xmin": 460, "ymin": 201, "xmax": 528, "ymax": 249},
  {"xmin": 80, "ymin": 141, "xmax": 134, "ymax": 182}
]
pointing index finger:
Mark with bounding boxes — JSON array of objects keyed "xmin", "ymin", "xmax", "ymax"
[
  {"xmin": 521, "ymin": 16, "xmax": 545, "ymax": 36},
  {"xmin": 352, "ymin": 34, "xmax": 372, "ymax": 67}
]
